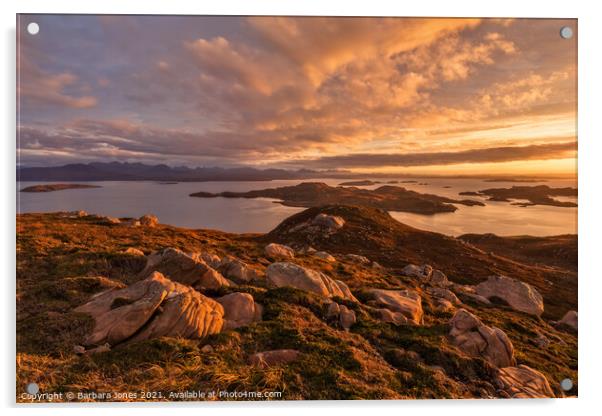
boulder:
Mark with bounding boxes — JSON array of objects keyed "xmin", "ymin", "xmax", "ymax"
[
  {"xmin": 475, "ymin": 275, "xmax": 544, "ymax": 316},
  {"xmin": 266, "ymin": 262, "xmax": 357, "ymax": 302},
  {"xmin": 219, "ymin": 257, "xmax": 262, "ymax": 282},
  {"xmin": 248, "ymin": 349, "xmax": 300, "ymax": 368},
  {"xmin": 402, "ymin": 264, "xmax": 433, "ymax": 280},
  {"xmin": 366, "ymin": 289, "xmax": 423, "ymax": 325},
  {"xmin": 343, "ymin": 254, "xmax": 371, "ymax": 265},
  {"xmin": 449, "ymin": 309, "xmax": 515, "ymax": 368},
  {"xmin": 139, "ymin": 214, "xmax": 158, "ymax": 227},
  {"xmin": 143, "ymin": 248, "xmax": 229, "ymax": 290},
  {"xmin": 265, "ymin": 243, "xmax": 295, "ymax": 259},
  {"xmin": 60, "ymin": 210, "xmax": 88, "ymax": 218},
  {"xmin": 325, "ymin": 302, "xmax": 356, "ymax": 331},
  {"xmin": 429, "ymin": 270, "xmax": 451, "ymax": 287},
  {"xmin": 495, "ymin": 365, "xmax": 554, "ymax": 398},
  {"xmin": 120, "ymin": 218, "xmax": 141, "ymax": 227},
  {"xmin": 123, "ymin": 247, "xmax": 145, "ymax": 256},
  {"xmin": 216, "ymin": 292, "xmax": 262, "ymax": 330},
  {"xmin": 197, "ymin": 252, "xmax": 222, "ymax": 269},
  {"xmin": 75, "ymin": 272, "xmax": 224, "ymax": 346},
  {"xmin": 101, "ymin": 216, "xmax": 121, "ymax": 225},
  {"xmin": 374, "ymin": 308, "xmax": 409, "ymax": 325},
  {"xmin": 452, "ymin": 284, "xmax": 492, "ymax": 305},
  {"xmin": 311, "ymin": 213, "xmax": 345, "ymax": 231},
  {"xmin": 434, "ymin": 298, "xmax": 455, "ymax": 312},
  {"xmin": 428, "ymin": 287, "xmax": 461, "ymax": 305},
  {"xmin": 557, "ymin": 310, "xmax": 578, "ymax": 331},
  {"xmin": 314, "ymin": 251, "xmax": 336, "ymax": 262}
]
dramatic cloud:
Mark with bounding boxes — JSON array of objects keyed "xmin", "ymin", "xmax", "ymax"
[
  {"xmin": 282, "ymin": 141, "xmax": 577, "ymax": 169},
  {"xmin": 16, "ymin": 15, "xmax": 577, "ymax": 174}
]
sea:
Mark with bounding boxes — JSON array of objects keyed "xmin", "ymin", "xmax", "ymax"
[{"xmin": 16, "ymin": 178, "xmax": 578, "ymax": 237}]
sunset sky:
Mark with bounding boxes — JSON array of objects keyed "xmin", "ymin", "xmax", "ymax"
[{"xmin": 17, "ymin": 15, "xmax": 577, "ymax": 176}]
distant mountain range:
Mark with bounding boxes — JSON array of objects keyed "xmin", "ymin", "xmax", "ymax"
[{"xmin": 17, "ymin": 162, "xmax": 347, "ymax": 182}]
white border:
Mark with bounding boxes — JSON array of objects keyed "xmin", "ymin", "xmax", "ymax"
[{"xmin": 2, "ymin": 1, "xmax": 601, "ymax": 415}]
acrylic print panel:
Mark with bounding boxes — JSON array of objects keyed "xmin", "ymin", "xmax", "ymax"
[{"xmin": 16, "ymin": 15, "xmax": 577, "ymax": 402}]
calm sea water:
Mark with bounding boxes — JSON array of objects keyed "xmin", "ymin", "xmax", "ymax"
[{"xmin": 16, "ymin": 178, "xmax": 577, "ymax": 236}]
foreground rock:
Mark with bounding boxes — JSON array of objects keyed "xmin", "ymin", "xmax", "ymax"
[
  {"xmin": 366, "ymin": 289, "xmax": 423, "ymax": 325},
  {"xmin": 143, "ymin": 248, "xmax": 230, "ymax": 290},
  {"xmin": 374, "ymin": 307, "xmax": 409, "ymax": 325},
  {"xmin": 248, "ymin": 349, "xmax": 300, "ymax": 368},
  {"xmin": 139, "ymin": 214, "xmax": 158, "ymax": 227},
  {"xmin": 326, "ymin": 302, "xmax": 356, "ymax": 331},
  {"xmin": 287, "ymin": 212, "xmax": 346, "ymax": 236},
  {"xmin": 495, "ymin": 365, "xmax": 555, "ymax": 398},
  {"xmin": 219, "ymin": 257, "xmax": 263, "ymax": 282},
  {"xmin": 449, "ymin": 309, "xmax": 515, "ymax": 368},
  {"xmin": 475, "ymin": 275, "xmax": 544, "ymax": 316},
  {"xmin": 402, "ymin": 264, "xmax": 433, "ymax": 280},
  {"xmin": 75, "ymin": 272, "xmax": 224, "ymax": 346},
  {"xmin": 216, "ymin": 292, "xmax": 262, "ymax": 330},
  {"xmin": 266, "ymin": 262, "xmax": 357, "ymax": 301},
  {"xmin": 556, "ymin": 310, "xmax": 578, "ymax": 331},
  {"xmin": 264, "ymin": 243, "xmax": 295, "ymax": 259},
  {"xmin": 313, "ymin": 251, "xmax": 336, "ymax": 262},
  {"xmin": 123, "ymin": 247, "xmax": 145, "ymax": 256}
]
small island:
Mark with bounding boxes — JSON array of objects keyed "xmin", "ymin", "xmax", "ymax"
[
  {"xmin": 483, "ymin": 178, "xmax": 548, "ymax": 183},
  {"xmin": 459, "ymin": 185, "xmax": 577, "ymax": 207},
  {"xmin": 20, "ymin": 184, "xmax": 101, "ymax": 193},
  {"xmin": 190, "ymin": 182, "xmax": 485, "ymax": 215},
  {"xmin": 338, "ymin": 180, "xmax": 381, "ymax": 186}
]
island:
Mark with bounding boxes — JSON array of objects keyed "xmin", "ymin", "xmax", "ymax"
[
  {"xmin": 483, "ymin": 178, "xmax": 549, "ymax": 183},
  {"xmin": 459, "ymin": 185, "xmax": 577, "ymax": 207},
  {"xmin": 190, "ymin": 182, "xmax": 485, "ymax": 215},
  {"xmin": 20, "ymin": 184, "xmax": 101, "ymax": 193},
  {"xmin": 338, "ymin": 180, "xmax": 381, "ymax": 186}
]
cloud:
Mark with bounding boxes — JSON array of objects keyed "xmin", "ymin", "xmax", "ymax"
[
  {"xmin": 18, "ymin": 57, "xmax": 97, "ymax": 109},
  {"xmin": 283, "ymin": 141, "xmax": 576, "ymax": 169},
  {"xmin": 17, "ymin": 16, "xmax": 577, "ymax": 172}
]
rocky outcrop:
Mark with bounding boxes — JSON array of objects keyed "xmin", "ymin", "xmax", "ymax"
[
  {"xmin": 123, "ymin": 247, "xmax": 145, "ymax": 256},
  {"xmin": 264, "ymin": 243, "xmax": 295, "ymax": 259},
  {"xmin": 120, "ymin": 218, "xmax": 141, "ymax": 227},
  {"xmin": 287, "ymin": 213, "xmax": 346, "ymax": 236},
  {"xmin": 557, "ymin": 310, "xmax": 578, "ymax": 331},
  {"xmin": 343, "ymin": 254, "xmax": 371, "ymax": 265},
  {"xmin": 374, "ymin": 307, "xmax": 409, "ymax": 325},
  {"xmin": 314, "ymin": 251, "xmax": 336, "ymax": 262},
  {"xmin": 59, "ymin": 210, "xmax": 88, "ymax": 218},
  {"xmin": 475, "ymin": 275, "xmax": 544, "ymax": 316},
  {"xmin": 311, "ymin": 213, "xmax": 345, "ymax": 231},
  {"xmin": 449, "ymin": 309, "xmax": 515, "ymax": 368},
  {"xmin": 248, "ymin": 349, "xmax": 300, "ymax": 368},
  {"xmin": 143, "ymin": 248, "xmax": 230, "ymax": 290},
  {"xmin": 495, "ymin": 365, "xmax": 554, "ymax": 398},
  {"xmin": 366, "ymin": 289, "xmax": 423, "ymax": 325},
  {"xmin": 74, "ymin": 272, "xmax": 224, "ymax": 346},
  {"xmin": 402, "ymin": 264, "xmax": 433, "ymax": 280},
  {"xmin": 219, "ymin": 257, "xmax": 263, "ymax": 282},
  {"xmin": 196, "ymin": 252, "xmax": 222, "ymax": 269},
  {"xmin": 139, "ymin": 214, "xmax": 158, "ymax": 227},
  {"xmin": 428, "ymin": 287, "xmax": 460, "ymax": 311},
  {"xmin": 266, "ymin": 262, "xmax": 357, "ymax": 302},
  {"xmin": 429, "ymin": 270, "xmax": 451, "ymax": 287},
  {"xmin": 451, "ymin": 284, "xmax": 492, "ymax": 305},
  {"xmin": 326, "ymin": 302, "xmax": 356, "ymax": 331},
  {"xmin": 216, "ymin": 292, "xmax": 262, "ymax": 330}
]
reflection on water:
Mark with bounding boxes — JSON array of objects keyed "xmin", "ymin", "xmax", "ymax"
[{"xmin": 17, "ymin": 177, "xmax": 577, "ymax": 236}]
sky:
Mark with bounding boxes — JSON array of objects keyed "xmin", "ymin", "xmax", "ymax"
[{"xmin": 17, "ymin": 15, "xmax": 577, "ymax": 176}]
